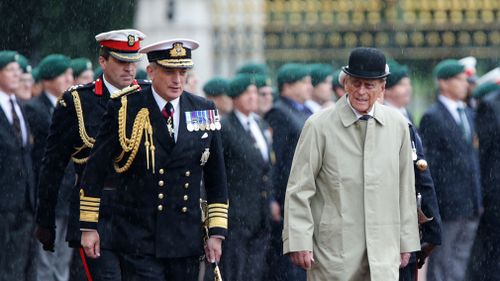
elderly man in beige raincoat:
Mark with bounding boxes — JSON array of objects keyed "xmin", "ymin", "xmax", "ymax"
[{"xmin": 283, "ymin": 47, "xmax": 420, "ymax": 281}]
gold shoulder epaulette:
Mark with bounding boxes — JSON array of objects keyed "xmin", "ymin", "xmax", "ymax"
[{"xmin": 111, "ymin": 85, "xmax": 141, "ymax": 99}]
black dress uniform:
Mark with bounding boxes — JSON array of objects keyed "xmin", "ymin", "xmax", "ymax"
[
  {"xmin": 35, "ymin": 76, "xmax": 150, "ymax": 280},
  {"xmin": 217, "ymin": 111, "xmax": 273, "ymax": 281},
  {"xmin": 399, "ymin": 124, "xmax": 442, "ymax": 281},
  {"xmin": 79, "ymin": 86, "xmax": 228, "ymax": 279}
]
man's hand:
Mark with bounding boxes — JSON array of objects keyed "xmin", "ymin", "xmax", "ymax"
[
  {"xmin": 400, "ymin": 252, "xmax": 411, "ymax": 268},
  {"xmin": 417, "ymin": 243, "xmax": 436, "ymax": 268},
  {"xmin": 205, "ymin": 237, "xmax": 223, "ymax": 263},
  {"xmin": 35, "ymin": 225, "xmax": 55, "ymax": 252},
  {"xmin": 81, "ymin": 230, "xmax": 100, "ymax": 259},
  {"xmin": 270, "ymin": 200, "xmax": 281, "ymax": 222},
  {"xmin": 289, "ymin": 250, "xmax": 314, "ymax": 270}
]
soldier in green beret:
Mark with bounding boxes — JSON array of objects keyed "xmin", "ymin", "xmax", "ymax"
[
  {"xmin": 203, "ymin": 77, "xmax": 233, "ymax": 116},
  {"xmin": 421, "ymin": 59, "xmax": 481, "ymax": 281},
  {"xmin": 0, "ymin": 50, "xmax": 35, "ymax": 281},
  {"xmin": 384, "ymin": 61, "xmax": 414, "ymax": 123},
  {"xmin": 218, "ymin": 73, "xmax": 275, "ymax": 281},
  {"xmin": 236, "ymin": 62, "xmax": 274, "ymax": 117},
  {"xmin": 306, "ymin": 63, "xmax": 334, "ymax": 112},
  {"xmin": 331, "ymin": 69, "xmax": 346, "ymax": 100},
  {"xmin": 24, "ymin": 54, "xmax": 75, "ymax": 281},
  {"xmin": 70, "ymin": 58, "xmax": 94, "ymax": 85},
  {"xmin": 30, "ymin": 67, "xmax": 43, "ymax": 98},
  {"xmin": 15, "ymin": 54, "xmax": 34, "ymax": 101}
]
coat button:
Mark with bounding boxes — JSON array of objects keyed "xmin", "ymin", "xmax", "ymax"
[
  {"xmin": 185, "ymin": 171, "xmax": 191, "ymax": 177},
  {"xmin": 262, "ymin": 175, "xmax": 268, "ymax": 182},
  {"xmin": 184, "ymin": 183, "xmax": 189, "ymax": 189},
  {"xmin": 158, "ymin": 205, "xmax": 163, "ymax": 211},
  {"xmin": 183, "ymin": 195, "xmax": 188, "ymax": 201},
  {"xmin": 159, "ymin": 169, "xmax": 165, "ymax": 174},
  {"xmin": 158, "ymin": 180, "xmax": 164, "ymax": 187},
  {"xmin": 158, "ymin": 193, "xmax": 164, "ymax": 199},
  {"xmin": 182, "ymin": 207, "xmax": 188, "ymax": 213}
]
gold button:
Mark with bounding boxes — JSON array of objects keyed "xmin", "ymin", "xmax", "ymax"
[
  {"xmin": 158, "ymin": 180, "xmax": 164, "ymax": 187},
  {"xmin": 183, "ymin": 195, "xmax": 188, "ymax": 201},
  {"xmin": 262, "ymin": 175, "xmax": 268, "ymax": 182},
  {"xmin": 184, "ymin": 183, "xmax": 189, "ymax": 189},
  {"xmin": 185, "ymin": 171, "xmax": 191, "ymax": 177},
  {"xmin": 182, "ymin": 207, "xmax": 188, "ymax": 213},
  {"xmin": 158, "ymin": 193, "xmax": 164, "ymax": 199},
  {"xmin": 159, "ymin": 169, "xmax": 164, "ymax": 174},
  {"xmin": 158, "ymin": 205, "xmax": 163, "ymax": 211}
]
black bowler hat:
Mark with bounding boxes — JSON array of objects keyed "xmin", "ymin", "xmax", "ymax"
[{"xmin": 342, "ymin": 47, "xmax": 390, "ymax": 79}]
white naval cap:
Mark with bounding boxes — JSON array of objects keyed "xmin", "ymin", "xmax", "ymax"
[
  {"xmin": 95, "ymin": 29, "xmax": 146, "ymax": 62},
  {"xmin": 139, "ymin": 39, "xmax": 199, "ymax": 69}
]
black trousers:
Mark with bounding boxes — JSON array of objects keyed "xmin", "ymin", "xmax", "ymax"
[
  {"xmin": 0, "ymin": 210, "xmax": 34, "ymax": 281},
  {"xmin": 70, "ymin": 248, "xmax": 122, "ymax": 281},
  {"xmin": 215, "ymin": 226, "xmax": 270, "ymax": 281},
  {"xmin": 120, "ymin": 253, "xmax": 199, "ymax": 281},
  {"xmin": 399, "ymin": 261, "xmax": 418, "ymax": 281}
]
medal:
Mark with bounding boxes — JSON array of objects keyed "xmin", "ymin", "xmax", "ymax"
[
  {"xmin": 197, "ymin": 111, "xmax": 206, "ymax": 131},
  {"xmin": 193, "ymin": 112, "xmax": 200, "ymax": 131},
  {"xmin": 200, "ymin": 148, "xmax": 210, "ymax": 166},
  {"xmin": 214, "ymin": 109, "xmax": 221, "ymax": 130},
  {"xmin": 186, "ymin": 112, "xmax": 194, "ymax": 132},
  {"xmin": 209, "ymin": 110, "xmax": 216, "ymax": 130}
]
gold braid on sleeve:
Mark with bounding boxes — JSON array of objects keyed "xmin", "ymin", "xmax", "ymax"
[
  {"xmin": 71, "ymin": 91, "xmax": 96, "ymax": 164},
  {"xmin": 114, "ymin": 96, "xmax": 155, "ymax": 173}
]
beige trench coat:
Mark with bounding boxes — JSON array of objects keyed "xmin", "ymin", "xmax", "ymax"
[{"xmin": 283, "ymin": 95, "xmax": 420, "ymax": 281}]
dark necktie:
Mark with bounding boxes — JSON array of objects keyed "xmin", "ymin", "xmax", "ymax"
[
  {"xmin": 162, "ymin": 102, "xmax": 175, "ymax": 140},
  {"xmin": 9, "ymin": 98, "xmax": 22, "ymax": 144},
  {"xmin": 457, "ymin": 107, "xmax": 471, "ymax": 142},
  {"xmin": 359, "ymin": 114, "xmax": 371, "ymax": 121},
  {"xmin": 246, "ymin": 121, "xmax": 257, "ymax": 145}
]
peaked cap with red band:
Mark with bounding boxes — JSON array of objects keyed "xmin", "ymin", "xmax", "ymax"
[{"xmin": 95, "ymin": 29, "xmax": 146, "ymax": 63}]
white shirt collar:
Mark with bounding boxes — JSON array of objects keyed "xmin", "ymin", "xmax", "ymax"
[
  {"xmin": 0, "ymin": 90, "xmax": 13, "ymax": 103},
  {"xmin": 346, "ymin": 94, "xmax": 375, "ymax": 119},
  {"xmin": 234, "ymin": 109, "xmax": 257, "ymax": 130},
  {"xmin": 151, "ymin": 86, "xmax": 180, "ymax": 111},
  {"xmin": 438, "ymin": 94, "xmax": 466, "ymax": 122},
  {"xmin": 44, "ymin": 92, "xmax": 58, "ymax": 107},
  {"xmin": 102, "ymin": 75, "xmax": 120, "ymax": 96}
]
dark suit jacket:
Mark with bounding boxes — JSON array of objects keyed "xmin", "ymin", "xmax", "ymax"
[
  {"xmin": 24, "ymin": 92, "xmax": 75, "ymax": 218},
  {"xmin": 264, "ymin": 97, "xmax": 310, "ymax": 208},
  {"xmin": 80, "ymin": 88, "xmax": 228, "ymax": 258},
  {"xmin": 0, "ymin": 98, "xmax": 34, "ymax": 213},
  {"xmin": 221, "ymin": 111, "xmax": 273, "ymax": 234},
  {"xmin": 419, "ymin": 99, "xmax": 481, "ymax": 221}
]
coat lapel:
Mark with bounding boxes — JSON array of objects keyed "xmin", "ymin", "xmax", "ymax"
[
  {"xmin": 145, "ymin": 88, "xmax": 173, "ymax": 152},
  {"xmin": 437, "ymin": 101, "xmax": 467, "ymax": 145},
  {"xmin": 228, "ymin": 112, "xmax": 265, "ymax": 166},
  {"xmin": 166, "ymin": 93, "xmax": 190, "ymax": 158}
]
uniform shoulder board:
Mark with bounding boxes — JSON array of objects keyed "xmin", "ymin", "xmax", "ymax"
[
  {"xmin": 111, "ymin": 84, "xmax": 141, "ymax": 99},
  {"xmin": 136, "ymin": 79, "xmax": 152, "ymax": 85},
  {"xmin": 65, "ymin": 81, "xmax": 95, "ymax": 93}
]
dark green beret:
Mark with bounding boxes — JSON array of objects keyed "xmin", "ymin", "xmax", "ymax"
[
  {"xmin": 94, "ymin": 66, "xmax": 103, "ymax": 80},
  {"xmin": 135, "ymin": 69, "xmax": 148, "ymax": 80},
  {"xmin": 228, "ymin": 74, "xmax": 256, "ymax": 98},
  {"xmin": 472, "ymin": 82, "xmax": 500, "ymax": 99},
  {"xmin": 309, "ymin": 63, "xmax": 333, "ymax": 87},
  {"xmin": 17, "ymin": 54, "xmax": 32, "ymax": 73},
  {"xmin": 386, "ymin": 61, "xmax": 409, "ymax": 89},
  {"xmin": 254, "ymin": 74, "xmax": 271, "ymax": 89},
  {"xmin": 332, "ymin": 69, "xmax": 343, "ymax": 88},
  {"xmin": 236, "ymin": 63, "xmax": 269, "ymax": 76},
  {"xmin": 433, "ymin": 59, "xmax": 465, "ymax": 80},
  {"xmin": 277, "ymin": 63, "xmax": 310, "ymax": 90},
  {"xmin": 38, "ymin": 54, "xmax": 71, "ymax": 80},
  {"xmin": 70, "ymin": 58, "xmax": 93, "ymax": 78},
  {"xmin": 0, "ymin": 51, "xmax": 20, "ymax": 70},
  {"xmin": 203, "ymin": 77, "xmax": 229, "ymax": 97}
]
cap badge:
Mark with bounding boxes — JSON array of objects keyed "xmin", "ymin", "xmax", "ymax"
[
  {"xmin": 127, "ymin": 35, "xmax": 136, "ymax": 47},
  {"xmin": 170, "ymin": 42, "xmax": 186, "ymax": 57}
]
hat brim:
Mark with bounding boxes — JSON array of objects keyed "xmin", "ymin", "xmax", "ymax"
[
  {"xmin": 109, "ymin": 51, "xmax": 144, "ymax": 63},
  {"xmin": 342, "ymin": 66, "xmax": 390, "ymax": 79},
  {"xmin": 156, "ymin": 59, "xmax": 194, "ymax": 69}
]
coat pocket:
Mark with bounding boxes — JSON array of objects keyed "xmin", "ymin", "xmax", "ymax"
[{"xmin": 317, "ymin": 206, "xmax": 343, "ymax": 257}]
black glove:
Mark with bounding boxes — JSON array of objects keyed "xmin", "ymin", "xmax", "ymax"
[
  {"xmin": 416, "ymin": 243, "xmax": 436, "ymax": 269},
  {"xmin": 35, "ymin": 225, "xmax": 55, "ymax": 252}
]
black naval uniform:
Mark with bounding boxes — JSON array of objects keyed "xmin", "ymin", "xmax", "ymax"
[
  {"xmin": 216, "ymin": 111, "xmax": 273, "ymax": 281},
  {"xmin": 35, "ymin": 76, "xmax": 150, "ymax": 280},
  {"xmin": 399, "ymin": 124, "xmax": 442, "ymax": 281},
  {"xmin": 79, "ymin": 86, "xmax": 228, "ymax": 280}
]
